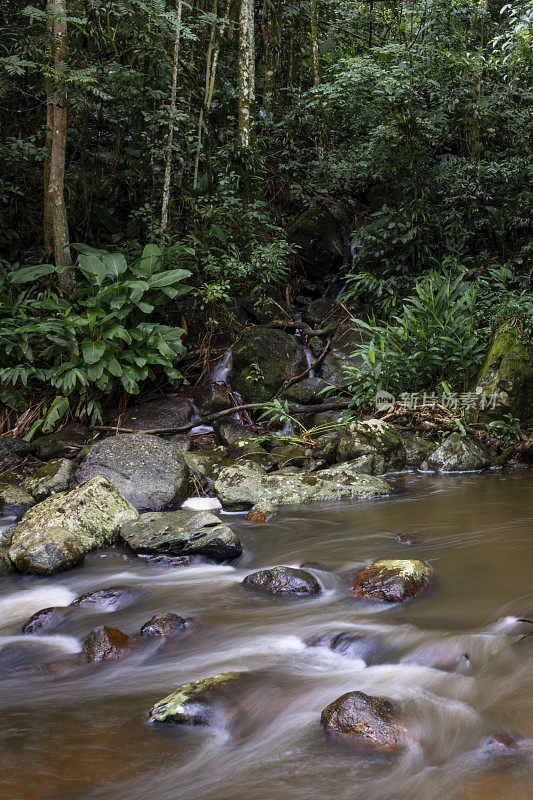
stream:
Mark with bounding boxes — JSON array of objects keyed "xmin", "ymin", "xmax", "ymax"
[{"xmin": 0, "ymin": 469, "xmax": 531, "ymax": 800}]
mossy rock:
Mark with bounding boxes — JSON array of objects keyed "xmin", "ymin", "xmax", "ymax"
[
  {"xmin": 288, "ymin": 205, "xmax": 349, "ymax": 277},
  {"xmin": 8, "ymin": 476, "xmax": 138, "ymax": 575},
  {"xmin": 23, "ymin": 458, "xmax": 75, "ymax": 501},
  {"xmin": 281, "ymin": 377, "xmax": 328, "ymax": 405},
  {"xmin": 352, "ymin": 559, "xmax": 432, "ymax": 603},
  {"xmin": 474, "ymin": 326, "xmax": 533, "ymax": 420},
  {"xmin": 0, "ymin": 484, "xmax": 35, "ymax": 517},
  {"xmin": 121, "ymin": 509, "xmax": 242, "ymax": 562},
  {"xmin": 425, "ymin": 434, "xmax": 490, "ymax": 472},
  {"xmin": 336, "ymin": 420, "xmax": 407, "ymax": 474},
  {"xmin": 214, "ymin": 461, "xmax": 391, "ymax": 511},
  {"xmin": 232, "ymin": 326, "xmax": 307, "ymax": 403},
  {"xmin": 0, "ymin": 549, "xmax": 14, "ymax": 574},
  {"xmin": 149, "ymin": 672, "xmax": 244, "ymax": 726}
]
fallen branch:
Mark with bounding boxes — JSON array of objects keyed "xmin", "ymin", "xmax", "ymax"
[
  {"xmin": 268, "ymin": 320, "xmax": 339, "ymax": 338},
  {"xmin": 93, "ymin": 400, "xmax": 352, "ymax": 436},
  {"xmin": 280, "ymin": 340, "xmax": 331, "ymax": 392}
]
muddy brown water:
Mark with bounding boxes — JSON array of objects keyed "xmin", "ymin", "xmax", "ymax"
[{"xmin": 0, "ymin": 469, "xmax": 531, "ymax": 800}]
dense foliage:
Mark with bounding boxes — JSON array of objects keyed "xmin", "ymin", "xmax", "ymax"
[{"xmin": 0, "ymin": 0, "xmax": 531, "ymax": 430}]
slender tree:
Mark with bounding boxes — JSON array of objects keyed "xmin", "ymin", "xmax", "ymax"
[
  {"xmin": 238, "ymin": 0, "xmax": 256, "ymax": 148},
  {"xmin": 45, "ymin": 0, "xmax": 74, "ymax": 293},
  {"xmin": 161, "ymin": 0, "xmax": 183, "ymax": 232},
  {"xmin": 309, "ymin": 0, "xmax": 320, "ymax": 86}
]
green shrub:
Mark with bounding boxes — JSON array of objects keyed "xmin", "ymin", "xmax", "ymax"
[{"xmin": 0, "ymin": 244, "xmax": 192, "ymax": 434}]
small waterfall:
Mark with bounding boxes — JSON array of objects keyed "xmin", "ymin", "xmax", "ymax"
[{"xmin": 211, "ymin": 350, "xmax": 233, "ymax": 385}]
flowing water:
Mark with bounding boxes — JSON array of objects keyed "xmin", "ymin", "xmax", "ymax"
[{"xmin": 0, "ymin": 470, "xmax": 532, "ymax": 800}]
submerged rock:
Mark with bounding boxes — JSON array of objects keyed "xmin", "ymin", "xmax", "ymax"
[
  {"xmin": 8, "ymin": 476, "xmax": 138, "ymax": 575},
  {"xmin": 149, "ymin": 672, "xmax": 243, "ymax": 726},
  {"xmin": 401, "ymin": 643, "xmax": 470, "ymax": 673},
  {"xmin": 21, "ymin": 606, "xmax": 72, "ymax": 635},
  {"xmin": 481, "ymin": 731, "xmax": 533, "ymax": 767},
  {"xmin": 23, "ymin": 459, "xmax": 75, "ymax": 501},
  {"xmin": 214, "ymin": 462, "xmax": 391, "ymax": 511},
  {"xmin": 425, "ymin": 434, "xmax": 490, "ymax": 472},
  {"xmin": 76, "ymin": 433, "xmax": 189, "ymax": 511},
  {"xmin": 121, "ymin": 509, "xmax": 242, "ymax": 562},
  {"xmin": 70, "ymin": 585, "xmax": 141, "ymax": 612},
  {"xmin": 246, "ymin": 502, "xmax": 277, "ymax": 524},
  {"xmin": 321, "ymin": 691, "xmax": 411, "ymax": 753},
  {"xmin": 140, "ymin": 612, "xmax": 198, "ymax": 638},
  {"xmin": 242, "ymin": 566, "xmax": 321, "ymax": 597},
  {"xmin": 352, "ymin": 559, "xmax": 432, "ymax": 603},
  {"xmin": 336, "ymin": 420, "xmax": 406, "ymax": 474},
  {"xmin": 144, "ymin": 554, "xmax": 199, "ymax": 569},
  {"xmin": 81, "ymin": 625, "xmax": 132, "ymax": 663},
  {"xmin": 305, "ymin": 631, "xmax": 388, "ymax": 665}
]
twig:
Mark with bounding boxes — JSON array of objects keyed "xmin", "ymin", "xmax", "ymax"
[
  {"xmin": 280, "ymin": 339, "xmax": 331, "ymax": 392},
  {"xmin": 93, "ymin": 400, "xmax": 352, "ymax": 436}
]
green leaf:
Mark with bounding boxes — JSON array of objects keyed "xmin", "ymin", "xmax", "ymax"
[
  {"xmin": 147, "ymin": 269, "xmax": 192, "ymax": 288},
  {"xmin": 9, "ymin": 264, "xmax": 56, "ymax": 283},
  {"xmin": 81, "ymin": 339, "xmax": 106, "ymax": 364},
  {"xmin": 101, "ymin": 252, "xmax": 128, "ymax": 278},
  {"xmin": 138, "ymin": 244, "xmax": 161, "ymax": 277},
  {"xmin": 42, "ymin": 396, "xmax": 70, "ymax": 434},
  {"xmin": 77, "ymin": 254, "xmax": 107, "ymax": 286}
]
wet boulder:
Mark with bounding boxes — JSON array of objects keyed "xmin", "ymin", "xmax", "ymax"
[
  {"xmin": 21, "ymin": 606, "xmax": 72, "ymax": 635},
  {"xmin": 0, "ymin": 483, "xmax": 35, "ymax": 517},
  {"xmin": 140, "ymin": 612, "xmax": 198, "ymax": 638},
  {"xmin": 352, "ymin": 559, "xmax": 432, "ymax": 603},
  {"xmin": 242, "ymin": 566, "xmax": 321, "ymax": 597},
  {"xmin": 316, "ymin": 327, "xmax": 368, "ymax": 389},
  {"xmin": 321, "ymin": 691, "xmax": 411, "ymax": 753},
  {"xmin": 76, "ymin": 433, "xmax": 189, "ymax": 511},
  {"xmin": 31, "ymin": 424, "xmax": 88, "ymax": 459},
  {"xmin": 0, "ymin": 437, "xmax": 31, "ymax": 472},
  {"xmin": 481, "ymin": 731, "xmax": 533, "ymax": 767},
  {"xmin": 281, "ymin": 377, "xmax": 328, "ymax": 405},
  {"xmin": 70, "ymin": 585, "xmax": 141, "ymax": 612},
  {"xmin": 305, "ymin": 631, "xmax": 388, "ymax": 665},
  {"xmin": 121, "ymin": 395, "xmax": 193, "ymax": 431},
  {"xmin": 81, "ymin": 625, "xmax": 132, "ymax": 663},
  {"xmin": 232, "ymin": 326, "xmax": 307, "ymax": 403},
  {"xmin": 214, "ymin": 419, "xmax": 261, "ymax": 447},
  {"xmin": 121, "ymin": 509, "xmax": 242, "ymax": 562},
  {"xmin": 288, "ymin": 204, "xmax": 350, "ymax": 278},
  {"xmin": 473, "ymin": 326, "xmax": 533, "ymax": 421},
  {"xmin": 400, "ymin": 432, "xmax": 436, "ymax": 468},
  {"xmin": 425, "ymin": 434, "xmax": 490, "ymax": 472},
  {"xmin": 8, "ymin": 476, "xmax": 138, "ymax": 575},
  {"xmin": 23, "ymin": 459, "xmax": 75, "ymax": 502},
  {"xmin": 149, "ymin": 672, "xmax": 243, "ymax": 727},
  {"xmin": 215, "ymin": 462, "xmax": 391, "ymax": 511},
  {"xmin": 144, "ymin": 554, "xmax": 200, "ymax": 568},
  {"xmin": 401, "ymin": 643, "xmax": 470, "ymax": 673},
  {"xmin": 246, "ymin": 502, "xmax": 278, "ymax": 524},
  {"xmin": 336, "ymin": 420, "xmax": 406, "ymax": 474}
]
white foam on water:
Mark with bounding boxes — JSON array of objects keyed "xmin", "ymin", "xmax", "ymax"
[
  {"xmin": 181, "ymin": 497, "xmax": 222, "ymax": 511},
  {"xmin": 0, "ymin": 633, "xmax": 81, "ymax": 654},
  {"xmin": 0, "ymin": 586, "xmax": 76, "ymax": 628}
]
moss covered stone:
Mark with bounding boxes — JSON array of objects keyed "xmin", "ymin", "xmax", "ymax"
[
  {"xmin": 336, "ymin": 420, "xmax": 407, "ymax": 474},
  {"xmin": 8, "ymin": 476, "xmax": 138, "ymax": 575},
  {"xmin": 214, "ymin": 461, "xmax": 391, "ymax": 511},
  {"xmin": 149, "ymin": 672, "xmax": 243, "ymax": 726},
  {"xmin": 0, "ymin": 549, "xmax": 14, "ymax": 574},
  {"xmin": 426, "ymin": 434, "xmax": 490, "ymax": 472},
  {"xmin": 0, "ymin": 484, "xmax": 35, "ymax": 517},
  {"xmin": 352, "ymin": 559, "xmax": 432, "ymax": 603},
  {"xmin": 232, "ymin": 326, "xmax": 307, "ymax": 403},
  {"xmin": 474, "ymin": 326, "xmax": 533, "ymax": 420},
  {"xmin": 321, "ymin": 691, "xmax": 411, "ymax": 753},
  {"xmin": 24, "ymin": 458, "xmax": 75, "ymax": 501}
]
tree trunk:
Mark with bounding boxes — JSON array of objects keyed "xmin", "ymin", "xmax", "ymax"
[
  {"xmin": 46, "ymin": 0, "xmax": 74, "ymax": 293},
  {"xmin": 238, "ymin": 0, "xmax": 255, "ymax": 149},
  {"xmin": 161, "ymin": 0, "xmax": 183, "ymax": 233},
  {"xmin": 261, "ymin": 0, "xmax": 277, "ymax": 112},
  {"xmin": 309, "ymin": 0, "xmax": 320, "ymax": 87}
]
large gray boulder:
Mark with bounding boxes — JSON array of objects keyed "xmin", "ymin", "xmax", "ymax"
[
  {"xmin": 321, "ymin": 691, "xmax": 411, "ymax": 753},
  {"xmin": 121, "ymin": 509, "xmax": 242, "ymax": 562},
  {"xmin": 8, "ymin": 476, "xmax": 138, "ymax": 574},
  {"xmin": 121, "ymin": 395, "xmax": 193, "ymax": 430},
  {"xmin": 214, "ymin": 461, "xmax": 391, "ymax": 511},
  {"xmin": 425, "ymin": 434, "xmax": 490, "ymax": 472},
  {"xmin": 232, "ymin": 326, "xmax": 307, "ymax": 403},
  {"xmin": 336, "ymin": 420, "xmax": 406, "ymax": 473},
  {"xmin": 76, "ymin": 433, "xmax": 189, "ymax": 510}
]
